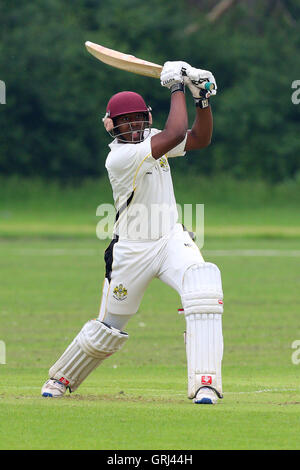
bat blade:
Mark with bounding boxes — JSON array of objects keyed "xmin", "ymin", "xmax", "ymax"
[{"xmin": 85, "ymin": 41, "xmax": 162, "ymax": 79}]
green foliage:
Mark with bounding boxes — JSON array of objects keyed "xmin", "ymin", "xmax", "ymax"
[{"xmin": 0, "ymin": 0, "xmax": 299, "ymax": 181}]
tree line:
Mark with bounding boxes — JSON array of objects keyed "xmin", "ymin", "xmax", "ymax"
[{"xmin": 0, "ymin": 0, "xmax": 299, "ymax": 182}]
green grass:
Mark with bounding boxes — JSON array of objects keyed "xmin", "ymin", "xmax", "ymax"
[
  {"xmin": 0, "ymin": 174, "xmax": 300, "ymax": 239},
  {"xmin": 1, "ymin": 237, "xmax": 300, "ymax": 450},
  {"xmin": 0, "ymin": 177, "xmax": 300, "ymax": 450}
]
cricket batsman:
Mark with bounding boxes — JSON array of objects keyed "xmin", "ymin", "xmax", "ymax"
[{"xmin": 41, "ymin": 61, "xmax": 224, "ymax": 404}]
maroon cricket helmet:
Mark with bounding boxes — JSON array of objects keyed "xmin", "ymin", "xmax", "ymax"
[{"xmin": 106, "ymin": 91, "xmax": 149, "ymax": 119}]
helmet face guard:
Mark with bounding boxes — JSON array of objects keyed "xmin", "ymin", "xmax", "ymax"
[
  {"xmin": 107, "ymin": 117, "xmax": 152, "ymax": 143},
  {"xmin": 103, "ymin": 91, "xmax": 152, "ymax": 143}
]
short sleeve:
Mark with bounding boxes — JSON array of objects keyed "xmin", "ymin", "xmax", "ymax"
[{"xmin": 165, "ymin": 133, "xmax": 187, "ymax": 158}]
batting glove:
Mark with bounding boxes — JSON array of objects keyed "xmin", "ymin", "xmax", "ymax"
[
  {"xmin": 160, "ymin": 61, "xmax": 190, "ymax": 93},
  {"xmin": 184, "ymin": 65, "xmax": 217, "ymax": 96},
  {"xmin": 183, "ymin": 76, "xmax": 211, "ymax": 109}
]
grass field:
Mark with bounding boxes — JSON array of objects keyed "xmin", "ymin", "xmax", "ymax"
[{"xmin": 0, "ymin": 177, "xmax": 300, "ymax": 450}]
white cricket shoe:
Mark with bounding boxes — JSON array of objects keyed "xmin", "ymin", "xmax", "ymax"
[
  {"xmin": 193, "ymin": 387, "xmax": 219, "ymax": 404},
  {"xmin": 41, "ymin": 379, "xmax": 67, "ymax": 398}
]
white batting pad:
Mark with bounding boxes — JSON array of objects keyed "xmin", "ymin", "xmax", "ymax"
[
  {"xmin": 185, "ymin": 313, "xmax": 223, "ymax": 398},
  {"xmin": 181, "ymin": 263, "xmax": 223, "ymax": 315},
  {"xmin": 181, "ymin": 263, "xmax": 224, "ymax": 398},
  {"xmin": 49, "ymin": 319, "xmax": 128, "ymax": 391}
]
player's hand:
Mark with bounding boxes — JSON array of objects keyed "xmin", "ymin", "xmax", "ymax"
[
  {"xmin": 183, "ymin": 76, "xmax": 212, "ymax": 100},
  {"xmin": 184, "ymin": 65, "xmax": 217, "ymax": 96},
  {"xmin": 160, "ymin": 61, "xmax": 189, "ymax": 90}
]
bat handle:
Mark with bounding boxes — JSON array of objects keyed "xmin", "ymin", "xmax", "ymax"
[
  {"xmin": 181, "ymin": 68, "xmax": 215, "ymax": 91},
  {"xmin": 201, "ymin": 81, "xmax": 215, "ymax": 92}
]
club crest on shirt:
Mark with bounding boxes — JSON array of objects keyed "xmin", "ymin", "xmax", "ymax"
[
  {"xmin": 113, "ymin": 283, "xmax": 128, "ymax": 301},
  {"xmin": 159, "ymin": 156, "xmax": 169, "ymax": 172}
]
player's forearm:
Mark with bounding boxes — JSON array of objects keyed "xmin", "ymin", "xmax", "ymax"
[
  {"xmin": 151, "ymin": 91, "xmax": 188, "ymax": 159},
  {"xmin": 164, "ymin": 91, "xmax": 188, "ymax": 143},
  {"xmin": 192, "ymin": 106, "xmax": 213, "ymax": 145},
  {"xmin": 185, "ymin": 106, "xmax": 213, "ymax": 151}
]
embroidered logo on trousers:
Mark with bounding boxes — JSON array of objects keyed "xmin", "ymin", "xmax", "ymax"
[{"xmin": 113, "ymin": 284, "xmax": 128, "ymax": 301}]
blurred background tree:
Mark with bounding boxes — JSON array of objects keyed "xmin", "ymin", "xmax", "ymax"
[{"xmin": 0, "ymin": 0, "xmax": 299, "ymax": 182}]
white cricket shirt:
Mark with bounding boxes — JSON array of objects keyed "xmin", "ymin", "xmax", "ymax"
[{"xmin": 105, "ymin": 128, "xmax": 187, "ymax": 240}]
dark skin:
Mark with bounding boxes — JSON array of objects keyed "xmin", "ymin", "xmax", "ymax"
[
  {"xmin": 114, "ymin": 112, "xmax": 148, "ymax": 144},
  {"xmin": 114, "ymin": 90, "xmax": 213, "ymax": 160}
]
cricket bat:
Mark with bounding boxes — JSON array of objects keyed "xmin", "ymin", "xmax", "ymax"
[{"xmin": 85, "ymin": 41, "xmax": 215, "ymax": 91}]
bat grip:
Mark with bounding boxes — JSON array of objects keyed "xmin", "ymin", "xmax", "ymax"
[
  {"xmin": 181, "ymin": 68, "xmax": 215, "ymax": 91},
  {"xmin": 201, "ymin": 82, "xmax": 215, "ymax": 92}
]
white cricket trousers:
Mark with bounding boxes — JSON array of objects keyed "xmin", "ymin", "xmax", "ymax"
[{"xmin": 99, "ymin": 223, "xmax": 204, "ymax": 321}]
